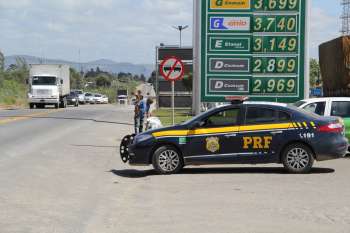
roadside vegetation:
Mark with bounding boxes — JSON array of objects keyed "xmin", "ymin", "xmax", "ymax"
[
  {"xmin": 0, "ymin": 50, "xmax": 145, "ymax": 107},
  {"xmin": 153, "ymin": 108, "xmax": 192, "ymax": 126},
  {"xmin": 0, "ymin": 54, "xmax": 28, "ymax": 107},
  {"xmin": 78, "ymin": 69, "xmax": 143, "ymax": 103}
]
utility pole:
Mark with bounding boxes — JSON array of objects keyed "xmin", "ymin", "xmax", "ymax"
[
  {"xmin": 341, "ymin": 0, "xmax": 350, "ymax": 35},
  {"xmin": 172, "ymin": 25, "xmax": 189, "ymax": 47}
]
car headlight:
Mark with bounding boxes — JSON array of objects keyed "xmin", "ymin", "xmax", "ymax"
[{"xmin": 134, "ymin": 134, "xmax": 154, "ymax": 144}]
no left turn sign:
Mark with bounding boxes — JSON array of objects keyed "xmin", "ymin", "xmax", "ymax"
[{"xmin": 160, "ymin": 57, "xmax": 185, "ymax": 82}]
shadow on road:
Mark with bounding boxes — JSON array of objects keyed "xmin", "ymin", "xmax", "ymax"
[
  {"xmin": 110, "ymin": 167, "xmax": 335, "ymax": 178},
  {"xmin": 110, "ymin": 169, "xmax": 157, "ymax": 178},
  {"xmin": 0, "ymin": 115, "xmax": 133, "ymax": 126}
]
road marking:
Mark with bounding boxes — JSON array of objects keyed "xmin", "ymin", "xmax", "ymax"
[{"xmin": 0, "ymin": 109, "xmax": 64, "ymax": 125}]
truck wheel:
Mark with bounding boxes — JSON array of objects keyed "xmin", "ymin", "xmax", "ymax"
[
  {"xmin": 29, "ymin": 103, "xmax": 34, "ymax": 109},
  {"xmin": 282, "ymin": 143, "xmax": 314, "ymax": 174},
  {"xmin": 152, "ymin": 146, "xmax": 183, "ymax": 175},
  {"xmin": 55, "ymin": 103, "xmax": 59, "ymax": 109}
]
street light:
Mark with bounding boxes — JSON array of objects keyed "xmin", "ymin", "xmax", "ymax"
[{"xmin": 172, "ymin": 25, "xmax": 189, "ymax": 47}]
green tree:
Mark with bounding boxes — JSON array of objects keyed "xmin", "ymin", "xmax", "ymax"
[
  {"xmin": 70, "ymin": 68, "xmax": 84, "ymax": 89},
  {"xmin": 140, "ymin": 74, "xmax": 146, "ymax": 82},
  {"xmin": 148, "ymin": 71, "xmax": 156, "ymax": 86},
  {"xmin": 0, "ymin": 56, "xmax": 28, "ymax": 106},
  {"xmin": 96, "ymin": 75, "xmax": 111, "ymax": 87},
  {"xmin": 310, "ymin": 58, "xmax": 320, "ymax": 87},
  {"xmin": 182, "ymin": 72, "xmax": 193, "ymax": 91}
]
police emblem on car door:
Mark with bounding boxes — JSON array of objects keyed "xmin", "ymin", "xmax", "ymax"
[
  {"xmin": 206, "ymin": 137, "xmax": 220, "ymax": 153},
  {"xmin": 185, "ymin": 107, "xmax": 243, "ymax": 164}
]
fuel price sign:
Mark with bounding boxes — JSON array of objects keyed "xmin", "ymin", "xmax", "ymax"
[{"xmin": 196, "ymin": 0, "xmax": 309, "ymax": 103}]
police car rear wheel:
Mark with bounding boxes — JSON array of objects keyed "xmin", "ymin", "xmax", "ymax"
[
  {"xmin": 153, "ymin": 146, "xmax": 183, "ymax": 174},
  {"xmin": 282, "ymin": 144, "xmax": 314, "ymax": 174}
]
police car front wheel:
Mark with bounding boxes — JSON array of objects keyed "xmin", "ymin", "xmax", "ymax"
[
  {"xmin": 282, "ymin": 143, "xmax": 314, "ymax": 174},
  {"xmin": 152, "ymin": 146, "xmax": 183, "ymax": 174}
]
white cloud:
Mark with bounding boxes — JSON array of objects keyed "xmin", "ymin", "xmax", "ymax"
[
  {"xmin": 0, "ymin": 0, "xmax": 32, "ymax": 9},
  {"xmin": 309, "ymin": 7, "xmax": 340, "ymax": 58},
  {"xmin": 1, "ymin": 0, "xmax": 337, "ymax": 63}
]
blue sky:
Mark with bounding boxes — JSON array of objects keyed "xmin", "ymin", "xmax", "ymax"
[{"xmin": 0, "ymin": 0, "xmax": 343, "ymax": 64}]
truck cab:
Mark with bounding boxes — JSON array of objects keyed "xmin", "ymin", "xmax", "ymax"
[{"xmin": 28, "ymin": 65, "xmax": 70, "ymax": 109}]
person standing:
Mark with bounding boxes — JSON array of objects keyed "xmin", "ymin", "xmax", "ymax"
[
  {"xmin": 137, "ymin": 95, "xmax": 146, "ymax": 133},
  {"xmin": 133, "ymin": 94, "xmax": 141, "ymax": 134},
  {"xmin": 145, "ymin": 97, "xmax": 154, "ymax": 118}
]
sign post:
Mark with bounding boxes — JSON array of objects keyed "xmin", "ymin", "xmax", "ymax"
[
  {"xmin": 194, "ymin": 0, "xmax": 309, "ymax": 103},
  {"xmin": 160, "ymin": 57, "xmax": 185, "ymax": 125},
  {"xmin": 171, "ymin": 81, "xmax": 175, "ymax": 125}
]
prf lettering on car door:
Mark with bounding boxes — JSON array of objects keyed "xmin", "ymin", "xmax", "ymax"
[{"xmin": 243, "ymin": 136, "xmax": 273, "ymax": 149}]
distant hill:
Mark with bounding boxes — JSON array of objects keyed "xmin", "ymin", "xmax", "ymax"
[{"xmin": 4, "ymin": 55, "xmax": 154, "ymax": 77}]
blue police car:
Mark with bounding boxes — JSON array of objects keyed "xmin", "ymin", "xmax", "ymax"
[{"xmin": 120, "ymin": 99, "xmax": 348, "ymax": 174}]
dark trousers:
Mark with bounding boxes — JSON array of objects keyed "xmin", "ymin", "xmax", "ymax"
[{"xmin": 134, "ymin": 115, "xmax": 144, "ymax": 134}]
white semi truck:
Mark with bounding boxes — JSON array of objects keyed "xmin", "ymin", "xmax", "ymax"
[{"xmin": 28, "ymin": 64, "xmax": 70, "ymax": 109}]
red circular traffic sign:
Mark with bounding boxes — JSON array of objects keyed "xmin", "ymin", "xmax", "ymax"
[{"xmin": 159, "ymin": 57, "xmax": 185, "ymax": 82}]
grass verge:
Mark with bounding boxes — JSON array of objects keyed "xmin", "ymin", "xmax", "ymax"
[
  {"xmin": 0, "ymin": 80, "xmax": 28, "ymax": 108},
  {"xmin": 153, "ymin": 108, "xmax": 193, "ymax": 126}
]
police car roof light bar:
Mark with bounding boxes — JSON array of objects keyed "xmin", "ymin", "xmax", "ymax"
[{"xmin": 225, "ymin": 96, "xmax": 249, "ymax": 105}]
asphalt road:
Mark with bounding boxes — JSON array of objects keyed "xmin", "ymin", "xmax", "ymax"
[{"xmin": 0, "ymin": 104, "xmax": 350, "ymax": 233}]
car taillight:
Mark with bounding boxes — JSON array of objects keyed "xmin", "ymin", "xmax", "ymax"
[{"xmin": 317, "ymin": 123, "xmax": 344, "ymax": 133}]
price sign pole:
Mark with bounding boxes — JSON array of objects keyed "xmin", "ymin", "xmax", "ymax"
[{"xmin": 159, "ymin": 57, "xmax": 185, "ymax": 125}]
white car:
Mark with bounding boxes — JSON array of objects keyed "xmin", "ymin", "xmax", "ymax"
[
  {"xmin": 93, "ymin": 94, "xmax": 104, "ymax": 104},
  {"xmin": 72, "ymin": 90, "xmax": 85, "ymax": 104},
  {"xmin": 101, "ymin": 95, "xmax": 109, "ymax": 104},
  {"xmin": 293, "ymin": 97, "xmax": 350, "ymax": 117},
  {"xmin": 118, "ymin": 95, "xmax": 128, "ymax": 105},
  {"xmin": 84, "ymin": 93, "xmax": 95, "ymax": 104},
  {"xmin": 293, "ymin": 97, "xmax": 350, "ymax": 145}
]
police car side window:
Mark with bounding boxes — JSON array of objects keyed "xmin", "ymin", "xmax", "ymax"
[
  {"xmin": 245, "ymin": 107, "xmax": 277, "ymax": 124},
  {"xmin": 204, "ymin": 109, "xmax": 240, "ymax": 127},
  {"xmin": 278, "ymin": 111, "xmax": 291, "ymax": 122}
]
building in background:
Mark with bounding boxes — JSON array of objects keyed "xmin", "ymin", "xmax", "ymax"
[{"xmin": 156, "ymin": 46, "xmax": 193, "ymax": 108}]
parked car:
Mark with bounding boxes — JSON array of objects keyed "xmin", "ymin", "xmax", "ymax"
[
  {"xmin": 101, "ymin": 95, "xmax": 109, "ymax": 104},
  {"xmin": 120, "ymin": 98, "xmax": 348, "ymax": 174},
  {"xmin": 84, "ymin": 93, "xmax": 95, "ymax": 104},
  {"xmin": 93, "ymin": 94, "xmax": 103, "ymax": 104},
  {"xmin": 67, "ymin": 92, "xmax": 79, "ymax": 107},
  {"xmin": 72, "ymin": 90, "xmax": 86, "ymax": 104},
  {"xmin": 293, "ymin": 97, "xmax": 350, "ymax": 142},
  {"xmin": 118, "ymin": 95, "xmax": 128, "ymax": 105}
]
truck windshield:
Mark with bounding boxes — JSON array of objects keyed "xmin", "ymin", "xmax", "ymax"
[{"xmin": 32, "ymin": 76, "xmax": 57, "ymax": 85}]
